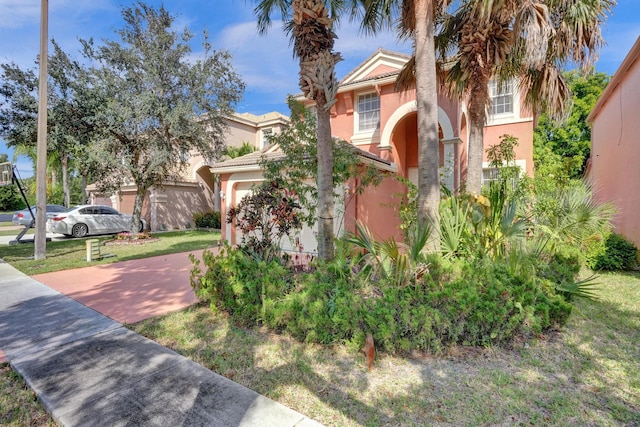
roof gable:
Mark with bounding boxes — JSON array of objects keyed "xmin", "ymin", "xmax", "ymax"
[{"xmin": 340, "ymin": 48, "xmax": 410, "ymax": 85}]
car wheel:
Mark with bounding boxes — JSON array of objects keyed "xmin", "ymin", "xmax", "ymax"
[{"xmin": 71, "ymin": 223, "xmax": 89, "ymax": 238}]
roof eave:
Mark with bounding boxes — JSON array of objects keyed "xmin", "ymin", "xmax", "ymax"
[{"xmin": 587, "ymin": 36, "xmax": 640, "ymax": 124}]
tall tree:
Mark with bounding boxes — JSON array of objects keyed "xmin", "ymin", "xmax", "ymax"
[
  {"xmin": 534, "ymin": 70, "xmax": 610, "ymax": 179},
  {"xmin": 0, "ymin": 42, "xmax": 96, "ymax": 207},
  {"xmin": 360, "ymin": 0, "xmax": 451, "ymax": 248},
  {"xmin": 82, "ymin": 2, "xmax": 244, "ymax": 235},
  {"xmin": 254, "ymin": 0, "xmax": 344, "ymax": 260},
  {"xmin": 436, "ymin": 0, "xmax": 614, "ymax": 194}
]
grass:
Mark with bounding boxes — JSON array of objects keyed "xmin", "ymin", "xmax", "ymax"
[
  {"xmin": 0, "ymin": 228, "xmax": 32, "ymax": 237},
  {"xmin": 131, "ymin": 272, "xmax": 640, "ymax": 427},
  {"xmin": 0, "ymin": 363, "xmax": 57, "ymax": 426},
  {"xmin": 0, "ymin": 230, "xmax": 220, "ymax": 275}
]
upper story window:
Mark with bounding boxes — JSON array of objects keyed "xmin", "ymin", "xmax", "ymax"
[
  {"xmin": 356, "ymin": 92, "xmax": 380, "ymax": 132},
  {"xmin": 489, "ymin": 79, "xmax": 513, "ymax": 116},
  {"xmin": 261, "ymin": 128, "xmax": 273, "ymax": 149}
]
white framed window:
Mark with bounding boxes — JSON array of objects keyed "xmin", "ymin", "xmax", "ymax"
[
  {"xmin": 260, "ymin": 128, "xmax": 273, "ymax": 149},
  {"xmin": 489, "ymin": 79, "xmax": 513, "ymax": 116},
  {"xmin": 481, "ymin": 167, "xmax": 501, "ymax": 187},
  {"xmin": 481, "ymin": 159, "xmax": 526, "ymax": 188},
  {"xmin": 356, "ymin": 92, "xmax": 380, "ymax": 133}
]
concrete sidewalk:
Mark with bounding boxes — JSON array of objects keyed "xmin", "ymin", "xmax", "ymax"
[{"xmin": 0, "ymin": 259, "xmax": 322, "ymax": 426}]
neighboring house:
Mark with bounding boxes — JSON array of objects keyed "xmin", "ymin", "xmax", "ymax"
[
  {"xmin": 214, "ymin": 49, "xmax": 535, "ymax": 251},
  {"xmin": 88, "ymin": 111, "xmax": 289, "ymax": 231},
  {"xmin": 586, "ymin": 37, "xmax": 640, "ymax": 247}
]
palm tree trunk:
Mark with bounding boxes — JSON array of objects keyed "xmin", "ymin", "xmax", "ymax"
[
  {"xmin": 316, "ymin": 103, "xmax": 334, "ymax": 260},
  {"xmin": 466, "ymin": 100, "xmax": 486, "ymax": 195},
  {"xmin": 466, "ymin": 117, "xmax": 484, "ymax": 195},
  {"xmin": 414, "ymin": 0, "xmax": 440, "ymax": 250},
  {"xmin": 291, "ymin": 0, "xmax": 339, "ymax": 261}
]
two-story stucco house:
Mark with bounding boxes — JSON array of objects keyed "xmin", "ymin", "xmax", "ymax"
[
  {"xmin": 213, "ymin": 49, "xmax": 535, "ymax": 252},
  {"xmin": 587, "ymin": 37, "xmax": 640, "ymax": 247},
  {"xmin": 88, "ymin": 111, "xmax": 289, "ymax": 231}
]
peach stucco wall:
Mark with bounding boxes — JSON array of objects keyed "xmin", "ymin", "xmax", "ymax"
[
  {"xmin": 331, "ymin": 83, "xmax": 459, "ymax": 147},
  {"xmin": 590, "ymin": 51, "xmax": 640, "ymax": 247},
  {"xmin": 112, "ymin": 184, "xmax": 211, "ymax": 232},
  {"xmin": 483, "ymin": 121, "xmax": 534, "ymax": 175},
  {"xmin": 344, "ymin": 175, "xmax": 405, "ymax": 242}
]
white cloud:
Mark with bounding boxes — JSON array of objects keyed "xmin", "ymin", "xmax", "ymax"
[
  {"xmin": 0, "ymin": 0, "xmax": 40, "ymax": 29},
  {"xmin": 334, "ymin": 19, "xmax": 411, "ymax": 59},
  {"xmin": 214, "ymin": 18, "xmax": 412, "ymax": 113},
  {"xmin": 215, "ymin": 20, "xmax": 299, "ymax": 98}
]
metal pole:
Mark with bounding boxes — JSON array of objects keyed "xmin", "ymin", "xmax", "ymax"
[{"xmin": 35, "ymin": 0, "xmax": 48, "ymax": 260}]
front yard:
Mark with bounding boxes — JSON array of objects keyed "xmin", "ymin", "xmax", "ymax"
[
  {"xmin": 130, "ymin": 271, "xmax": 640, "ymax": 426},
  {"xmin": 0, "ymin": 230, "xmax": 220, "ymax": 275},
  {"xmin": 0, "ymin": 227, "xmax": 637, "ymax": 426}
]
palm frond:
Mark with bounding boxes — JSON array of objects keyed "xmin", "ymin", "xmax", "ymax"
[{"xmin": 556, "ymin": 274, "xmax": 601, "ymax": 301}]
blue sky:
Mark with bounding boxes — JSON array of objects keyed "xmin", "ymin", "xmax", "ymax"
[{"xmin": 1, "ymin": 0, "xmax": 638, "ymax": 177}]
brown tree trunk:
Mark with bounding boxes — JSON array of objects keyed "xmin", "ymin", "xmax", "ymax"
[
  {"xmin": 81, "ymin": 172, "xmax": 87, "ymax": 204},
  {"xmin": 414, "ymin": 0, "xmax": 440, "ymax": 250},
  {"xmin": 291, "ymin": 0, "xmax": 339, "ymax": 261},
  {"xmin": 61, "ymin": 153, "xmax": 70, "ymax": 208},
  {"xmin": 131, "ymin": 186, "xmax": 146, "ymax": 236}
]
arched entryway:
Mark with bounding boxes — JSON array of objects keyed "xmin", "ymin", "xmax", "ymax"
[
  {"xmin": 379, "ymin": 101, "xmax": 460, "ymax": 191},
  {"xmin": 194, "ymin": 165, "xmax": 216, "ymax": 210}
]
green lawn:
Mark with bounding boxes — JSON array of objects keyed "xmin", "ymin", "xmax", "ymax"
[
  {"xmin": 0, "ymin": 230, "xmax": 220, "ymax": 275},
  {"xmin": 0, "ymin": 364, "xmax": 58, "ymax": 427},
  {"xmin": 0, "ymin": 228, "xmax": 32, "ymax": 237},
  {"xmin": 1, "ymin": 237, "xmax": 638, "ymax": 426},
  {"xmin": 132, "ymin": 272, "xmax": 640, "ymax": 427}
]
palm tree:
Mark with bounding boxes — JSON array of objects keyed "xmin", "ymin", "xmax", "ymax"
[
  {"xmin": 437, "ymin": 0, "xmax": 550, "ymax": 194},
  {"xmin": 436, "ymin": 0, "xmax": 614, "ymax": 194},
  {"xmin": 519, "ymin": 0, "xmax": 615, "ymax": 122},
  {"xmin": 254, "ymin": 0, "xmax": 345, "ymax": 261},
  {"xmin": 360, "ymin": 0, "xmax": 452, "ymax": 249}
]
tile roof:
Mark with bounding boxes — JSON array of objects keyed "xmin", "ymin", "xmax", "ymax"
[{"xmin": 210, "ymin": 143, "xmax": 394, "ymax": 173}]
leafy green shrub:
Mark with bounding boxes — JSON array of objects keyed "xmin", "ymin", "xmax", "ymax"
[
  {"xmin": 193, "ymin": 211, "xmax": 221, "ymax": 229},
  {"xmin": 227, "ymin": 179, "xmax": 303, "ymax": 260},
  {"xmin": 530, "ymin": 181, "xmax": 615, "ymax": 255},
  {"xmin": 191, "ymin": 240, "xmax": 576, "ymax": 355},
  {"xmin": 0, "ymin": 185, "xmax": 25, "ymax": 211},
  {"xmin": 537, "ymin": 246, "xmax": 582, "ymax": 286},
  {"xmin": 587, "ymin": 233, "xmax": 638, "ymax": 271},
  {"xmin": 190, "ymin": 244, "xmax": 292, "ymax": 325}
]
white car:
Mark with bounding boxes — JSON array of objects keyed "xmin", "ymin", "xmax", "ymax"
[
  {"xmin": 12, "ymin": 204, "xmax": 67, "ymax": 227},
  {"xmin": 47, "ymin": 205, "xmax": 146, "ymax": 238}
]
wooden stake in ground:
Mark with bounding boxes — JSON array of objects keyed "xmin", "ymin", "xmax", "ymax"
[{"xmin": 363, "ymin": 333, "xmax": 375, "ymax": 371}]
